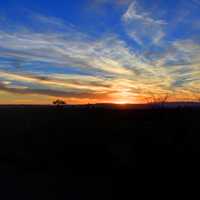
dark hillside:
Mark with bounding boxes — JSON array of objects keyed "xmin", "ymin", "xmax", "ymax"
[{"xmin": 0, "ymin": 106, "xmax": 199, "ymax": 199}]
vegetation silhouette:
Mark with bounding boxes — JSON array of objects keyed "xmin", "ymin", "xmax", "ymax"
[
  {"xmin": 53, "ymin": 99, "xmax": 66, "ymax": 106},
  {"xmin": 145, "ymin": 93, "xmax": 169, "ymax": 108}
]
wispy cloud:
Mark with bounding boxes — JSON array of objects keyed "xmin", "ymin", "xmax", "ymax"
[
  {"xmin": 122, "ymin": 1, "xmax": 166, "ymax": 46},
  {"xmin": 192, "ymin": 0, "xmax": 200, "ymax": 6},
  {"xmin": 0, "ymin": 10, "xmax": 199, "ymax": 103},
  {"xmin": 0, "ymin": 29, "xmax": 134, "ymax": 76}
]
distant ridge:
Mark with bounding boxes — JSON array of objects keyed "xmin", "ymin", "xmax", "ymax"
[{"xmin": 0, "ymin": 102, "xmax": 200, "ymax": 109}]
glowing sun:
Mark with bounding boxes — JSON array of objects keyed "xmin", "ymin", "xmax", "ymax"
[{"xmin": 114, "ymin": 100, "xmax": 130, "ymax": 105}]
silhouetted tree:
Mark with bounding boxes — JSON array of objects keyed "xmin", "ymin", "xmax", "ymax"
[
  {"xmin": 53, "ymin": 99, "xmax": 66, "ymax": 106},
  {"xmin": 146, "ymin": 93, "xmax": 169, "ymax": 108}
]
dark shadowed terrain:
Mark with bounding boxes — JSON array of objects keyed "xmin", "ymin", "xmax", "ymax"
[{"xmin": 0, "ymin": 104, "xmax": 200, "ymax": 199}]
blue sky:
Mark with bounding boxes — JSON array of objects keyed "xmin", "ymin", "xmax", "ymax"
[{"xmin": 0, "ymin": 0, "xmax": 200, "ymax": 104}]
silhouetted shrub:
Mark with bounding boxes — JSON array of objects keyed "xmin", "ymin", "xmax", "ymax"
[{"xmin": 53, "ymin": 99, "xmax": 66, "ymax": 106}]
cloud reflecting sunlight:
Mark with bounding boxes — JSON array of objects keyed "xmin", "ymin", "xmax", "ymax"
[{"xmin": 0, "ymin": 0, "xmax": 199, "ymax": 104}]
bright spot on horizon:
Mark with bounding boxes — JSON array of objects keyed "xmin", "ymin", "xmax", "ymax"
[{"xmin": 114, "ymin": 100, "xmax": 131, "ymax": 105}]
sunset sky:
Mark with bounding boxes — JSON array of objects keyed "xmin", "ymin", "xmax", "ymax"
[{"xmin": 0, "ymin": 0, "xmax": 200, "ymax": 104}]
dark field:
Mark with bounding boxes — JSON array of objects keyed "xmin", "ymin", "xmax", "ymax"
[{"xmin": 0, "ymin": 105, "xmax": 200, "ymax": 199}]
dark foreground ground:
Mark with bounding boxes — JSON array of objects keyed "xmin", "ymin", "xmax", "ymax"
[{"xmin": 0, "ymin": 105, "xmax": 200, "ymax": 199}]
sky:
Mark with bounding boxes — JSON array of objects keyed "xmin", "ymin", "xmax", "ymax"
[{"xmin": 0, "ymin": 0, "xmax": 200, "ymax": 104}]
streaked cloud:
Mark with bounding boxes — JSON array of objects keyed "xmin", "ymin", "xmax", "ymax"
[
  {"xmin": 122, "ymin": 1, "xmax": 166, "ymax": 46},
  {"xmin": 0, "ymin": 3, "xmax": 199, "ymax": 104},
  {"xmin": 0, "ymin": 29, "xmax": 135, "ymax": 77},
  {"xmin": 192, "ymin": 0, "xmax": 200, "ymax": 6}
]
